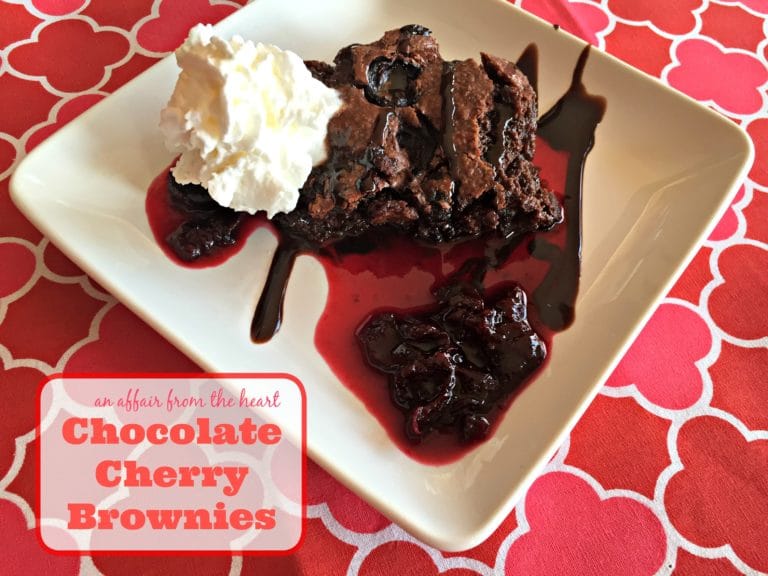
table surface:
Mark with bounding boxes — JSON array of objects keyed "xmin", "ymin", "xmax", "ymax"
[{"xmin": 1, "ymin": 1, "xmax": 767, "ymax": 575}]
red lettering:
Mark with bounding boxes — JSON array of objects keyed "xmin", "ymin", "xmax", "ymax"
[
  {"xmin": 96, "ymin": 508, "xmax": 119, "ymax": 529},
  {"xmin": 146, "ymin": 423, "xmax": 168, "ymax": 444},
  {"xmin": 196, "ymin": 418, "xmax": 212, "ymax": 443},
  {"xmin": 61, "ymin": 418, "xmax": 88, "ymax": 445},
  {"xmin": 177, "ymin": 466, "xmax": 200, "ymax": 487},
  {"xmin": 145, "ymin": 508, "xmax": 183, "ymax": 530},
  {"xmin": 238, "ymin": 418, "xmax": 258, "ymax": 444},
  {"xmin": 123, "ymin": 460, "xmax": 152, "ymax": 487},
  {"xmin": 229, "ymin": 509, "xmax": 252, "ymax": 530},
  {"xmin": 95, "ymin": 460, "xmax": 121, "ymax": 487},
  {"xmin": 67, "ymin": 503, "xmax": 96, "ymax": 529},
  {"xmin": 182, "ymin": 509, "xmax": 212, "ymax": 529},
  {"xmin": 119, "ymin": 423, "xmax": 144, "ymax": 444},
  {"xmin": 121, "ymin": 509, "xmax": 145, "ymax": 530},
  {"xmin": 91, "ymin": 419, "xmax": 118, "ymax": 444},
  {"xmin": 153, "ymin": 466, "xmax": 176, "ymax": 488},
  {"xmin": 169, "ymin": 423, "xmax": 194, "ymax": 444},
  {"xmin": 254, "ymin": 508, "xmax": 276, "ymax": 530},
  {"xmin": 259, "ymin": 424, "xmax": 282, "ymax": 445},
  {"xmin": 212, "ymin": 501, "xmax": 228, "ymax": 529},
  {"xmin": 199, "ymin": 466, "xmax": 221, "ymax": 488}
]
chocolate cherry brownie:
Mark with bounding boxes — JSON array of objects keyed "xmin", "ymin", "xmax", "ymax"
[
  {"xmin": 273, "ymin": 24, "xmax": 562, "ymax": 246},
  {"xmin": 165, "ymin": 25, "xmax": 561, "ymax": 254},
  {"xmin": 160, "ymin": 26, "xmax": 560, "ymax": 446}
]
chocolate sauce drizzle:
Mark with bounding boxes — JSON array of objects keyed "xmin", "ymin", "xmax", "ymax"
[
  {"xmin": 441, "ymin": 62, "xmax": 458, "ymax": 179},
  {"xmin": 531, "ymin": 46, "xmax": 606, "ymax": 330},
  {"xmin": 250, "ymin": 45, "xmax": 605, "ymax": 342},
  {"xmin": 250, "ymin": 240, "xmax": 299, "ymax": 342}
]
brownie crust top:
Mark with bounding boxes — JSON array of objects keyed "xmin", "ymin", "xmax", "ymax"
[{"xmin": 274, "ymin": 25, "xmax": 562, "ymax": 246}]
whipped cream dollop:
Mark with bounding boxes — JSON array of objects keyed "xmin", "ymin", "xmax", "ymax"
[{"xmin": 160, "ymin": 24, "xmax": 343, "ymax": 217}]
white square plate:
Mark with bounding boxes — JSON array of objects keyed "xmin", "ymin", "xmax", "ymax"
[{"xmin": 11, "ymin": 0, "xmax": 752, "ymax": 551}]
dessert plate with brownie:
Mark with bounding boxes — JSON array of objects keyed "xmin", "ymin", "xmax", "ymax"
[{"xmin": 11, "ymin": 0, "xmax": 752, "ymax": 551}]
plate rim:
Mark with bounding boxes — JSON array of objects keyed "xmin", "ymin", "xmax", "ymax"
[{"xmin": 9, "ymin": 0, "xmax": 754, "ymax": 551}]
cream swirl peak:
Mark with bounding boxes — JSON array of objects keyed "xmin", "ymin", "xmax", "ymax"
[{"xmin": 160, "ymin": 24, "xmax": 343, "ymax": 217}]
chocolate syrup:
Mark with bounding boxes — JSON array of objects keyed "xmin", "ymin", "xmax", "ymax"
[
  {"xmin": 485, "ymin": 45, "xmax": 537, "ymax": 171},
  {"xmin": 250, "ymin": 241, "xmax": 300, "ymax": 343},
  {"xmin": 440, "ymin": 62, "xmax": 458, "ymax": 177},
  {"xmin": 532, "ymin": 47, "xmax": 606, "ymax": 330}
]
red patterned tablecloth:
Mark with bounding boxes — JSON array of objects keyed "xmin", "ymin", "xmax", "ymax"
[{"xmin": 1, "ymin": 1, "xmax": 767, "ymax": 574}]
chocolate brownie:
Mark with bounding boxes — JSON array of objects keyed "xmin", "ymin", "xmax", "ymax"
[
  {"xmin": 358, "ymin": 280, "xmax": 546, "ymax": 443},
  {"xmin": 274, "ymin": 24, "xmax": 562, "ymax": 246}
]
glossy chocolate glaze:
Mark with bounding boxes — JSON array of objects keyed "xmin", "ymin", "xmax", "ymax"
[
  {"xmin": 250, "ymin": 241, "xmax": 300, "ymax": 343},
  {"xmin": 532, "ymin": 46, "xmax": 606, "ymax": 330}
]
